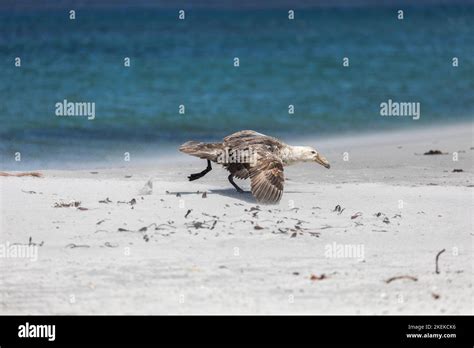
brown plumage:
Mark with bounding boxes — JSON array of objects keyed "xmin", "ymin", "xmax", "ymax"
[{"xmin": 179, "ymin": 130, "xmax": 330, "ymax": 204}]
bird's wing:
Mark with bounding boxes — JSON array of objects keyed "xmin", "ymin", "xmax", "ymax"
[
  {"xmin": 223, "ymin": 130, "xmax": 266, "ymax": 143},
  {"xmin": 249, "ymin": 149, "xmax": 284, "ymax": 204},
  {"xmin": 223, "ymin": 130, "xmax": 284, "ymax": 152}
]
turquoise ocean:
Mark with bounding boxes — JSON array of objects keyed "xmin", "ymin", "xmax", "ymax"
[{"xmin": 0, "ymin": 2, "xmax": 473, "ymax": 168}]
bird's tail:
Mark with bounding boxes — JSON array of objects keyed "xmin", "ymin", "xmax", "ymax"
[{"xmin": 179, "ymin": 141, "xmax": 223, "ymax": 161}]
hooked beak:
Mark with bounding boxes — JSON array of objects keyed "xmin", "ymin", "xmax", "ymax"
[{"xmin": 315, "ymin": 153, "xmax": 330, "ymax": 169}]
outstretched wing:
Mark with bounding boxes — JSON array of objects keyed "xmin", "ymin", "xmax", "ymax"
[
  {"xmin": 249, "ymin": 149, "xmax": 284, "ymax": 204},
  {"xmin": 223, "ymin": 130, "xmax": 284, "ymax": 151},
  {"xmin": 223, "ymin": 130, "xmax": 266, "ymax": 143}
]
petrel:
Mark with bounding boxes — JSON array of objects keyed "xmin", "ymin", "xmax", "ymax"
[{"xmin": 179, "ymin": 130, "xmax": 330, "ymax": 204}]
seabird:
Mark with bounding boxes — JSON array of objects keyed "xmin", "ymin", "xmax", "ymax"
[{"xmin": 179, "ymin": 130, "xmax": 330, "ymax": 204}]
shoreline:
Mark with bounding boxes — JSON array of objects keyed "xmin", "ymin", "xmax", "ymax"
[{"xmin": 1, "ymin": 120, "xmax": 472, "ymax": 172}]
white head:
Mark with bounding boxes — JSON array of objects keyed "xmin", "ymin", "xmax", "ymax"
[{"xmin": 285, "ymin": 145, "xmax": 331, "ymax": 168}]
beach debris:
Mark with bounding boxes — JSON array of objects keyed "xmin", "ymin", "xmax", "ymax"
[
  {"xmin": 452, "ymin": 169, "xmax": 463, "ymax": 173},
  {"xmin": 375, "ymin": 212, "xmax": 383, "ymax": 217},
  {"xmin": 21, "ymin": 190, "xmax": 40, "ymax": 194},
  {"xmin": 186, "ymin": 220, "xmax": 217, "ymax": 230},
  {"xmin": 156, "ymin": 223, "xmax": 176, "ymax": 230},
  {"xmin": 94, "ymin": 229, "xmax": 110, "ymax": 233},
  {"xmin": 254, "ymin": 224, "xmax": 264, "ymax": 230},
  {"xmin": 202, "ymin": 192, "xmax": 207, "ymax": 198},
  {"xmin": 96, "ymin": 219, "xmax": 107, "ymax": 225},
  {"xmin": 290, "ymin": 232, "xmax": 297, "ymax": 238},
  {"xmin": 0, "ymin": 171, "xmax": 42, "ymax": 177},
  {"xmin": 117, "ymin": 198, "xmax": 136, "ymax": 205},
  {"xmin": 176, "ymin": 193, "xmax": 181, "ymax": 197},
  {"xmin": 310, "ymin": 274, "xmax": 327, "ymax": 281},
  {"xmin": 99, "ymin": 197, "xmax": 112, "ymax": 204},
  {"xmin": 11, "ymin": 237, "xmax": 44, "ymax": 247},
  {"xmin": 293, "ymin": 272, "xmax": 300, "ymax": 276},
  {"xmin": 392, "ymin": 214, "xmax": 402, "ymax": 219},
  {"xmin": 124, "ymin": 175, "xmax": 132, "ymax": 178},
  {"xmin": 320, "ymin": 224, "xmax": 334, "ymax": 230},
  {"xmin": 202, "ymin": 212, "xmax": 219, "ymax": 219},
  {"xmin": 114, "ymin": 222, "xmax": 171, "ymax": 234},
  {"xmin": 385, "ymin": 275, "xmax": 418, "ymax": 283},
  {"xmin": 382, "ymin": 217, "xmax": 390, "ymax": 224},
  {"xmin": 90, "ymin": 171, "xmax": 98, "ymax": 174},
  {"xmin": 351, "ymin": 212, "xmax": 362, "ymax": 219},
  {"xmin": 185, "ymin": 209, "xmax": 192, "ymax": 218},
  {"xmin": 431, "ymin": 293, "xmax": 441, "ymax": 300},
  {"xmin": 372, "ymin": 229, "xmax": 388, "ymax": 233},
  {"xmin": 138, "ymin": 179, "xmax": 153, "ymax": 195},
  {"xmin": 104, "ymin": 242, "xmax": 119, "ymax": 248},
  {"xmin": 65, "ymin": 243, "xmax": 90, "ymax": 249},
  {"xmin": 244, "ymin": 206, "xmax": 260, "ymax": 218},
  {"xmin": 143, "ymin": 234, "xmax": 149, "ymax": 242},
  {"xmin": 333, "ymin": 205, "xmax": 344, "ymax": 214},
  {"xmin": 53, "ymin": 200, "xmax": 81, "ymax": 208},
  {"xmin": 423, "ymin": 150, "xmax": 447, "ymax": 155},
  {"xmin": 77, "ymin": 207, "xmax": 89, "ymax": 211},
  {"xmin": 435, "ymin": 248, "xmax": 446, "ymax": 274}
]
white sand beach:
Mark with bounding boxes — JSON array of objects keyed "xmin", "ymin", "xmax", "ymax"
[{"xmin": 0, "ymin": 123, "xmax": 472, "ymax": 314}]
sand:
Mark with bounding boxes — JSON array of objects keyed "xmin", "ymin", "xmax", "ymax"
[{"xmin": 0, "ymin": 123, "xmax": 472, "ymax": 314}]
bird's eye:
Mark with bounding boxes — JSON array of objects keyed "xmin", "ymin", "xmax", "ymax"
[{"xmin": 311, "ymin": 151, "xmax": 316, "ymax": 154}]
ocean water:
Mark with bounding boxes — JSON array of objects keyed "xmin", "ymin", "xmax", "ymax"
[{"xmin": 0, "ymin": 4, "xmax": 473, "ymax": 168}]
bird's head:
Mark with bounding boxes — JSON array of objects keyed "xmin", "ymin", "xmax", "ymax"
[{"xmin": 295, "ymin": 146, "xmax": 331, "ymax": 169}]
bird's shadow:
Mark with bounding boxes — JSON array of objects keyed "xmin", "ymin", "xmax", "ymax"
[{"xmin": 208, "ymin": 188, "xmax": 257, "ymax": 203}]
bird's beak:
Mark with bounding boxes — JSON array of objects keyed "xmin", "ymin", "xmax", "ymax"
[{"xmin": 315, "ymin": 153, "xmax": 330, "ymax": 169}]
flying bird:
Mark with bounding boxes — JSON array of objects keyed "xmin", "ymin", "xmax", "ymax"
[{"xmin": 179, "ymin": 130, "xmax": 330, "ymax": 204}]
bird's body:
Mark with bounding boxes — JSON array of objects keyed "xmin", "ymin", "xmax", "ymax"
[{"xmin": 179, "ymin": 130, "xmax": 330, "ymax": 204}]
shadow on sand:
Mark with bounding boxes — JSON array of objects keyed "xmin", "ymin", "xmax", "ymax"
[{"xmin": 209, "ymin": 188, "xmax": 256, "ymax": 203}]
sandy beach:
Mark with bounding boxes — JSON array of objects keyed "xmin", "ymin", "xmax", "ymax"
[{"xmin": 0, "ymin": 123, "xmax": 472, "ymax": 314}]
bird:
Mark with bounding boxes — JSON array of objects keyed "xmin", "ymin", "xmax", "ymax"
[{"xmin": 179, "ymin": 130, "xmax": 330, "ymax": 204}]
